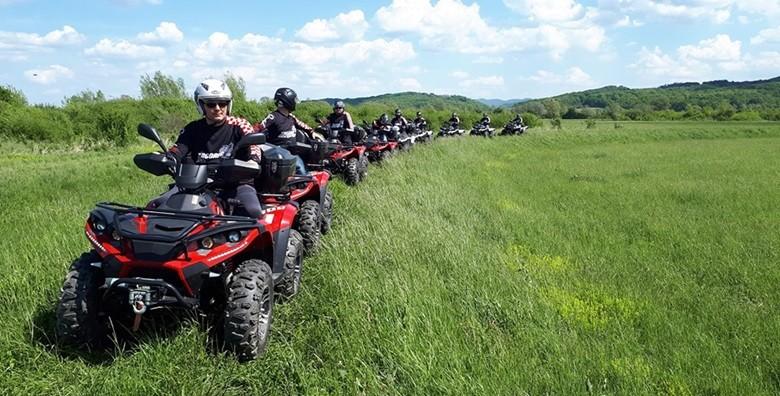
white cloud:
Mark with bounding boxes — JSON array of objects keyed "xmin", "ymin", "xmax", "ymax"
[
  {"xmin": 751, "ymin": 27, "xmax": 780, "ymax": 45},
  {"xmin": 137, "ymin": 21, "xmax": 183, "ymax": 44},
  {"xmin": 0, "ymin": 25, "xmax": 84, "ymax": 48},
  {"xmin": 399, "ymin": 77, "xmax": 422, "ymax": 90},
  {"xmin": 24, "ymin": 64, "xmax": 73, "ymax": 84},
  {"xmin": 503, "ymin": 0, "xmax": 585, "ymax": 22},
  {"xmin": 678, "ymin": 34, "xmax": 741, "ymax": 62},
  {"xmin": 450, "ymin": 70, "xmax": 469, "ymax": 78},
  {"xmin": 527, "ymin": 67, "xmax": 595, "ymax": 85},
  {"xmin": 597, "ymin": 0, "xmax": 732, "ymax": 23},
  {"xmin": 735, "ymin": 0, "xmax": 780, "ymax": 16},
  {"xmin": 296, "ymin": 10, "xmax": 369, "ymax": 42},
  {"xmin": 375, "ymin": 0, "xmax": 605, "ymax": 58},
  {"xmin": 85, "ymin": 38, "xmax": 165, "ymax": 59},
  {"xmin": 748, "ymin": 51, "xmax": 780, "ymax": 69},
  {"xmin": 459, "ymin": 75, "xmax": 504, "ymax": 88},
  {"xmin": 630, "ymin": 46, "xmax": 702, "ymax": 79},
  {"xmin": 473, "ymin": 56, "xmax": 504, "ymax": 64}
]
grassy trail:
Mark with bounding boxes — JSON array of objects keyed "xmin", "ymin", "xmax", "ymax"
[{"xmin": 1, "ymin": 122, "xmax": 779, "ymax": 395}]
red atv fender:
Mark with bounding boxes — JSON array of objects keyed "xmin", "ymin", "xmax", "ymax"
[
  {"xmin": 260, "ymin": 202, "xmax": 299, "ymax": 275},
  {"xmin": 289, "ymin": 171, "xmax": 330, "ymax": 204}
]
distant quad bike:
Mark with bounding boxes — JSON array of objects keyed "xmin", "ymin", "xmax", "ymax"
[
  {"xmin": 55, "ymin": 124, "xmax": 303, "ymax": 362},
  {"xmin": 500, "ymin": 120, "xmax": 529, "ymax": 135},
  {"xmin": 312, "ymin": 124, "xmax": 368, "ymax": 185},
  {"xmin": 391, "ymin": 125, "xmax": 415, "ymax": 151},
  {"xmin": 409, "ymin": 122, "xmax": 433, "ymax": 143},
  {"xmin": 437, "ymin": 123, "xmax": 465, "ymax": 138},
  {"xmin": 470, "ymin": 122, "xmax": 495, "ymax": 138},
  {"xmin": 364, "ymin": 124, "xmax": 398, "ymax": 163}
]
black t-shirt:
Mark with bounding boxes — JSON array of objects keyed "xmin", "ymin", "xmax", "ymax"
[
  {"xmin": 169, "ymin": 116, "xmax": 259, "ymax": 164},
  {"xmin": 255, "ymin": 110, "xmax": 313, "ymax": 147},
  {"xmin": 326, "ymin": 111, "xmax": 354, "ymax": 131},
  {"xmin": 391, "ymin": 115, "xmax": 407, "ymax": 126}
]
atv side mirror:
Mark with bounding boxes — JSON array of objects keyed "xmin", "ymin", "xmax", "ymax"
[
  {"xmin": 138, "ymin": 123, "xmax": 166, "ymax": 152},
  {"xmin": 232, "ymin": 133, "xmax": 267, "ymax": 157}
]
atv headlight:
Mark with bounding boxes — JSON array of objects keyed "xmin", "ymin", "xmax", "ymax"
[
  {"xmin": 227, "ymin": 231, "xmax": 241, "ymax": 243},
  {"xmin": 200, "ymin": 237, "xmax": 215, "ymax": 249},
  {"xmin": 93, "ymin": 219, "xmax": 107, "ymax": 233},
  {"xmin": 111, "ymin": 229, "xmax": 121, "ymax": 241}
]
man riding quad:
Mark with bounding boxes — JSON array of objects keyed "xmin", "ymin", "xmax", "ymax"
[
  {"xmin": 162, "ymin": 78, "xmax": 263, "ymax": 217},
  {"xmin": 413, "ymin": 111, "xmax": 428, "ymax": 130},
  {"xmin": 324, "ymin": 100, "xmax": 363, "ymax": 145},
  {"xmin": 391, "ymin": 108, "xmax": 408, "ymax": 127},
  {"xmin": 449, "ymin": 112, "xmax": 461, "ymax": 129},
  {"xmin": 253, "ymin": 87, "xmax": 316, "ymax": 175},
  {"xmin": 479, "ymin": 112, "xmax": 491, "ymax": 127}
]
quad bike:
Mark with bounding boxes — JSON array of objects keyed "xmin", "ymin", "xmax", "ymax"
[
  {"xmin": 409, "ymin": 122, "xmax": 433, "ymax": 143},
  {"xmin": 391, "ymin": 124, "xmax": 415, "ymax": 151},
  {"xmin": 470, "ymin": 122, "xmax": 495, "ymax": 138},
  {"xmin": 55, "ymin": 124, "xmax": 303, "ymax": 362},
  {"xmin": 312, "ymin": 124, "xmax": 368, "ymax": 185},
  {"xmin": 500, "ymin": 120, "xmax": 529, "ymax": 135},
  {"xmin": 268, "ymin": 142, "xmax": 335, "ymax": 255},
  {"xmin": 363, "ymin": 123, "xmax": 398, "ymax": 162},
  {"xmin": 437, "ymin": 123, "xmax": 465, "ymax": 138}
]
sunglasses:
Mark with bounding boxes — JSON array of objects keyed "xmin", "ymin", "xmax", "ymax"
[{"xmin": 204, "ymin": 101, "xmax": 229, "ymax": 109}]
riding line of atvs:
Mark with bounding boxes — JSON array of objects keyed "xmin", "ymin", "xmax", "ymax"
[{"xmin": 54, "ymin": 116, "xmax": 527, "ymax": 361}]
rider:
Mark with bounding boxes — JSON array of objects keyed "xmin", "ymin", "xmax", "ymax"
[
  {"xmin": 253, "ymin": 87, "xmax": 315, "ymax": 174},
  {"xmin": 413, "ymin": 111, "xmax": 427, "ymax": 130},
  {"xmin": 164, "ymin": 79, "xmax": 263, "ymax": 217},
  {"xmin": 390, "ymin": 108, "xmax": 408, "ymax": 127},
  {"xmin": 448, "ymin": 112, "xmax": 460, "ymax": 129},
  {"xmin": 325, "ymin": 100, "xmax": 356, "ymax": 144},
  {"xmin": 511, "ymin": 113, "xmax": 524, "ymax": 126},
  {"xmin": 479, "ymin": 112, "xmax": 491, "ymax": 126}
]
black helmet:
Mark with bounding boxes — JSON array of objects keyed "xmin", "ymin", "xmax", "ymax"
[
  {"xmin": 274, "ymin": 87, "xmax": 299, "ymax": 111},
  {"xmin": 482, "ymin": 112, "xmax": 488, "ymax": 117},
  {"xmin": 334, "ymin": 100, "xmax": 345, "ymax": 110},
  {"xmin": 452, "ymin": 112, "xmax": 458, "ymax": 117},
  {"xmin": 416, "ymin": 111, "xmax": 422, "ymax": 116},
  {"xmin": 394, "ymin": 108, "xmax": 401, "ymax": 116},
  {"xmin": 380, "ymin": 113, "xmax": 388, "ymax": 123}
]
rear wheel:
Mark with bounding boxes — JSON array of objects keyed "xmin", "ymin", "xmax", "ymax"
[
  {"xmin": 56, "ymin": 251, "xmax": 106, "ymax": 347},
  {"xmin": 321, "ymin": 189, "xmax": 334, "ymax": 234},
  {"xmin": 296, "ymin": 200, "xmax": 321, "ymax": 254},
  {"xmin": 345, "ymin": 157, "xmax": 360, "ymax": 185},
  {"xmin": 275, "ymin": 230, "xmax": 304, "ymax": 299},
  {"xmin": 223, "ymin": 259, "xmax": 274, "ymax": 362},
  {"xmin": 358, "ymin": 154, "xmax": 369, "ymax": 181}
]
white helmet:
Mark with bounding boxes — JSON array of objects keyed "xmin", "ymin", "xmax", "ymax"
[{"xmin": 194, "ymin": 79, "xmax": 232, "ymax": 116}]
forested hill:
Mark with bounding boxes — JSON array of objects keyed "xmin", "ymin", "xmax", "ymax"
[
  {"xmin": 511, "ymin": 76, "xmax": 780, "ymax": 121},
  {"xmin": 319, "ymin": 92, "xmax": 489, "ymax": 111}
]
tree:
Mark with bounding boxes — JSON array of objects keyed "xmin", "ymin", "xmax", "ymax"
[
  {"xmin": 223, "ymin": 72, "xmax": 247, "ymax": 102},
  {"xmin": 64, "ymin": 89, "xmax": 106, "ymax": 105},
  {"xmin": 0, "ymin": 84, "xmax": 27, "ymax": 107},
  {"xmin": 139, "ymin": 71, "xmax": 186, "ymax": 99},
  {"xmin": 542, "ymin": 99, "xmax": 562, "ymax": 118}
]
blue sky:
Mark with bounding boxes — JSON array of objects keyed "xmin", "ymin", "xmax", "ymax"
[{"xmin": 2, "ymin": 0, "xmax": 780, "ymax": 104}]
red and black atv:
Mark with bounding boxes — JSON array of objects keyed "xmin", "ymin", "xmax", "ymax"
[
  {"xmin": 313, "ymin": 124, "xmax": 368, "ymax": 185},
  {"xmin": 260, "ymin": 143, "xmax": 334, "ymax": 255},
  {"xmin": 363, "ymin": 123, "xmax": 398, "ymax": 163},
  {"xmin": 55, "ymin": 124, "xmax": 303, "ymax": 361}
]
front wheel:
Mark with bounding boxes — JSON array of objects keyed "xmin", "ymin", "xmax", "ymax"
[
  {"xmin": 275, "ymin": 230, "xmax": 304, "ymax": 299},
  {"xmin": 223, "ymin": 259, "xmax": 274, "ymax": 362},
  {"xmin": 358, "ymin": 154, "xmax": 369, "ymax": 181},
  {"xmin": 56, "ymin": 251, "xmax": 106, "ymax": 347},
  {"xmin": 296, "ymin": 200, "xmax": 321, "ymax": 254},
  {"xmin": 321, "ymin": 189, "xmax": 334, "ymax": 234},
  {"xmin": 345, "ymin": 157, "xmax": 360, "ymax": 185}
]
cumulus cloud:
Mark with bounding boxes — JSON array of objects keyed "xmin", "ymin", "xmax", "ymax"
[
  {"xmin": 295, "ymin": 10, "xmax": 369, "ymax": 42},
  {"xmin": 85, "ymin": 38, "xmax": 165, "ymax": 59},
  {"xmin": 751, "ymin": 27, "xmax": 780, "ymax": 45},
  {"xmin": 503, "ymin": 0, "xmax": 585, "ymax": 22},
  {"xmin": 0, "ymin": 25, "xmax": 85, "ymax": 48},
  {"xmin": 137, "ymin": 21, "xmax": 183, "ymax": 44},
  {"xmin": 678, "ymin": 34, "xmax": 741, "ymax": 62},
  {"xmin": 528, "ymin": 67, "xmax": 595, "ymax": 85},
  {"xmin": 375, "ymin": 0, "xmax": 605, "ymax": 58},
  {"xmin": 24, "ymin": 64, "xmax": 73, "ymax": 84},
  {"xmin": 449, "ymin": 70, "xmax": 469, "ymax": 78}
]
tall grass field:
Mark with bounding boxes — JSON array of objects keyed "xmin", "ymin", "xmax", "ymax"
[{"xmin": 1, "ymin": 121, "xmax": 778, "ymax": 394}]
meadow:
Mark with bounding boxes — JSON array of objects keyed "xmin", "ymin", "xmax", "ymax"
[{"xmin": 0, "ymin": 121, "xmax": 778, "ymax": 395}]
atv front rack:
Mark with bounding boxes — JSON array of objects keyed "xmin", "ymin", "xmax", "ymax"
[{"xmin": 96, "ymin": 202, "xmax": 259, "ymax": 224}]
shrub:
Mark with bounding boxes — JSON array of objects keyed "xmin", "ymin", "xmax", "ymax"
[
  {"xmin": 585, "ymin": 119, "xmax": 597, "ymax": 129},
  {"xmin": 550, "ymin": 118, "xmax": 562, "ymax": 130},
  {"xmin": 0, "ymin": 105, "xmax": 74, "ymax": 142},
  {"xmin": 521, "ymin": 112, "xmax": 542, "ymax": 128}
]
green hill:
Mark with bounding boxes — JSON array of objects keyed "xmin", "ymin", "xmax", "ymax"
[{"xmin": 512, "ymin": 76, "xmax": 780, "ymax": 121}]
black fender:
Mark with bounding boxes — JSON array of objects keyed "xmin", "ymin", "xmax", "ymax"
[{"xmin": 270, "ymin": 228, "xmax": 291, "ymax": 276}]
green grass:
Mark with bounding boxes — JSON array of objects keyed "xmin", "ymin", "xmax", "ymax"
[{"xmin": 1, "ymin": 121, "xmax": 779, "ymax": 394}]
